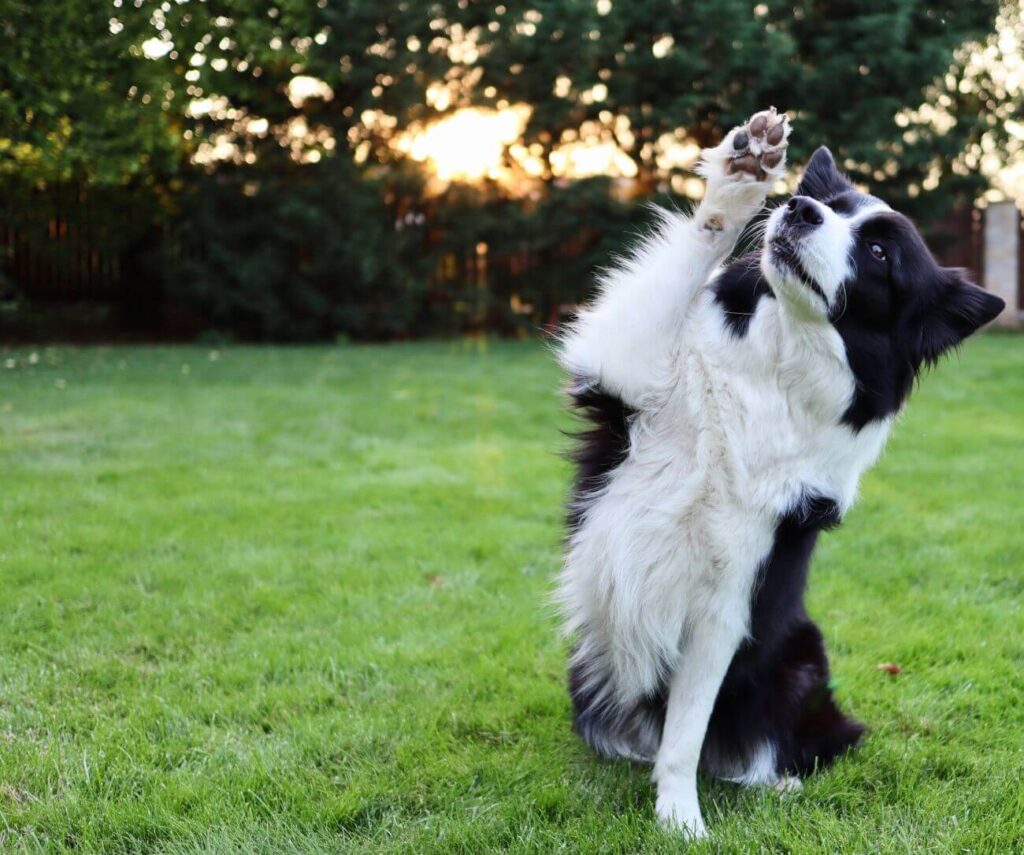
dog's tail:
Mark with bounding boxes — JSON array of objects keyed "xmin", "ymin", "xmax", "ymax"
[{"xmin": 568, "ymin": 643, "xmax": 666, "ymax": 764}]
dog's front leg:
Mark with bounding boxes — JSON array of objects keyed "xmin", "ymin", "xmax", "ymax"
[
  {"xmin": 559, "ymin": 108, "xmax": 789, "ymax": 407},
  {"xmin": 693, "ymin": 107, "xmax": 790, "ymax": 243},
  {"xmin": 653, "ymin": 615, "xmax": 747, "ymax": 839}
]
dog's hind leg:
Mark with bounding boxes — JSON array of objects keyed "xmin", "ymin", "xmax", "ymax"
[
  {"xmin": 777, "ymin": 619, "xmax": 866, "ymax": 777},
  {"xmin": 702, "ymin": 617, "xmax": 865, "ymax": 787}
]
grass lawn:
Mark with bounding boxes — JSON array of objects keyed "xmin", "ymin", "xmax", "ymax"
[{"xmin": 0, "ymin": 337, "xmax": 1022, "ymax": 854}]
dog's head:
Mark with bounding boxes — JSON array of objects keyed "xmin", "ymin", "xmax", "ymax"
[{"xmin": 762, "ymin": 146, "xmax": 1004, "ymax": 427}]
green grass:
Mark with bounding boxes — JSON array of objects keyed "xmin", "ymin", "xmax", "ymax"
[{"xmin": 0, "ymin": 337, "xmax": 1021, "ymax": 854}]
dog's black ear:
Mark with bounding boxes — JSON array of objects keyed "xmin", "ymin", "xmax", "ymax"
[
  {"xmin": 797, "ymin": 146, "xmax": 854, "ymax": 201},
  {"xmin": 911, "ymin": 270, "xmax": 1004, "ymax": 369}
]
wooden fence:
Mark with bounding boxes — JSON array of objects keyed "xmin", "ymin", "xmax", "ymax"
[
  {"xmin": 1, "ymin": 185, "xmax": 1020, "ymax": 335},
  {"xmin": 0, "ymin": 182, "xmax": 125, "ymax": 302}
]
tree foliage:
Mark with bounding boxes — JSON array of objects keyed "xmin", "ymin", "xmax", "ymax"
[
  {"xmin": 0, "ymin": 0, "xmax": 1013, "ymax": 339},
  {"xmin": 0, "ymin": 0, "xmax": 180, "ymax": 183}
]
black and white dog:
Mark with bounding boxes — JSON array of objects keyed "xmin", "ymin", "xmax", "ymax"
[{"xmin": 557, "ymin": 109, "xmax": 1004, "ymax": 837}]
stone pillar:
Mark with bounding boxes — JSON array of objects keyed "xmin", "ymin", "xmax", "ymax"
[{"xmin": 983, "ymin": 200, "xmax": 1020, "ymax": 328}]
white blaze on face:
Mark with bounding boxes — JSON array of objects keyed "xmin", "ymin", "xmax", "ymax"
[{"xmin": 762, "ymin": 197, "xmax": 891, "ymax": 318}]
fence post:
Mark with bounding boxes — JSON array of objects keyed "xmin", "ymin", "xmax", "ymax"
[{"xmin": 983, "ymin": 200, "xmax": 1020, "ymax": 328}]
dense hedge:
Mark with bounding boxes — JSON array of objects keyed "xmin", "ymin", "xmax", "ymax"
[{"xmin": 162, "ymin": 165, "xmax": 650, "ymax": 341}]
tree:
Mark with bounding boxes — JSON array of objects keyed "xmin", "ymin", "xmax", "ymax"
[
  {"xmin": 461, "ymin": 0, "xmax": 1003, "ymax": 214},
  {"xmin": 0, "ymin": 0, "xmax": 180, "ymax": 184},
  {"xmin": 0, "ymin": 1, "xmax": 1014, "ymax": 339}
]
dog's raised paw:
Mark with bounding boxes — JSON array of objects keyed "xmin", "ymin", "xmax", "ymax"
[{"xmin": 725, "ymin": 107, "xmax": 790, "ymax": 180}]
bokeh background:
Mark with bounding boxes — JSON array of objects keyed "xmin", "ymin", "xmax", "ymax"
[{"xmin": 2, "ymin": 0, "xmax": 1023, "ymax": 341}]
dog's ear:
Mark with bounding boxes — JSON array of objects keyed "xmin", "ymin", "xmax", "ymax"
[
  {"xmin": 797, "ymin": 146, "xmax": 854, "ymax": 201},
  {"xmin": 910, "ymin": 269, "xmax": 1004, "ymax": 369}
]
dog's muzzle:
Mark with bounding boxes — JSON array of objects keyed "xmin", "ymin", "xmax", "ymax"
[{"xmin": 782, "ymin": 195, "xmax": 823, "ymax": 230}]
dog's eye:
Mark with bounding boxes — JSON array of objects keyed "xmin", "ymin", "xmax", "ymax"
[{"xmin": 868, "ymin": 242, "xmax": 887, "ymax": 262}]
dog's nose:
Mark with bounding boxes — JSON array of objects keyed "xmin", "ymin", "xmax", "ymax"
[{"xmin": 784, "ymin": 195, "xmax": 823, "ymax": 227}]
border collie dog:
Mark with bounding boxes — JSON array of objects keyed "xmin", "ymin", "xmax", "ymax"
[{"xmin": 557, "ymin": 109, "xmax": 1004, "ymax": 837}]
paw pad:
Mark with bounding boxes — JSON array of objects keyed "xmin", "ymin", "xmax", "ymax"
[{"xmin": 726, "ymin": 107, "xmax": 789, "ymax": 180}]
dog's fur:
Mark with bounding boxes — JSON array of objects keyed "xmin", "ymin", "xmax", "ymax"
[{"xmin": 556, "ymin": 111, "xmax": 1004, "ymax": 837}]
